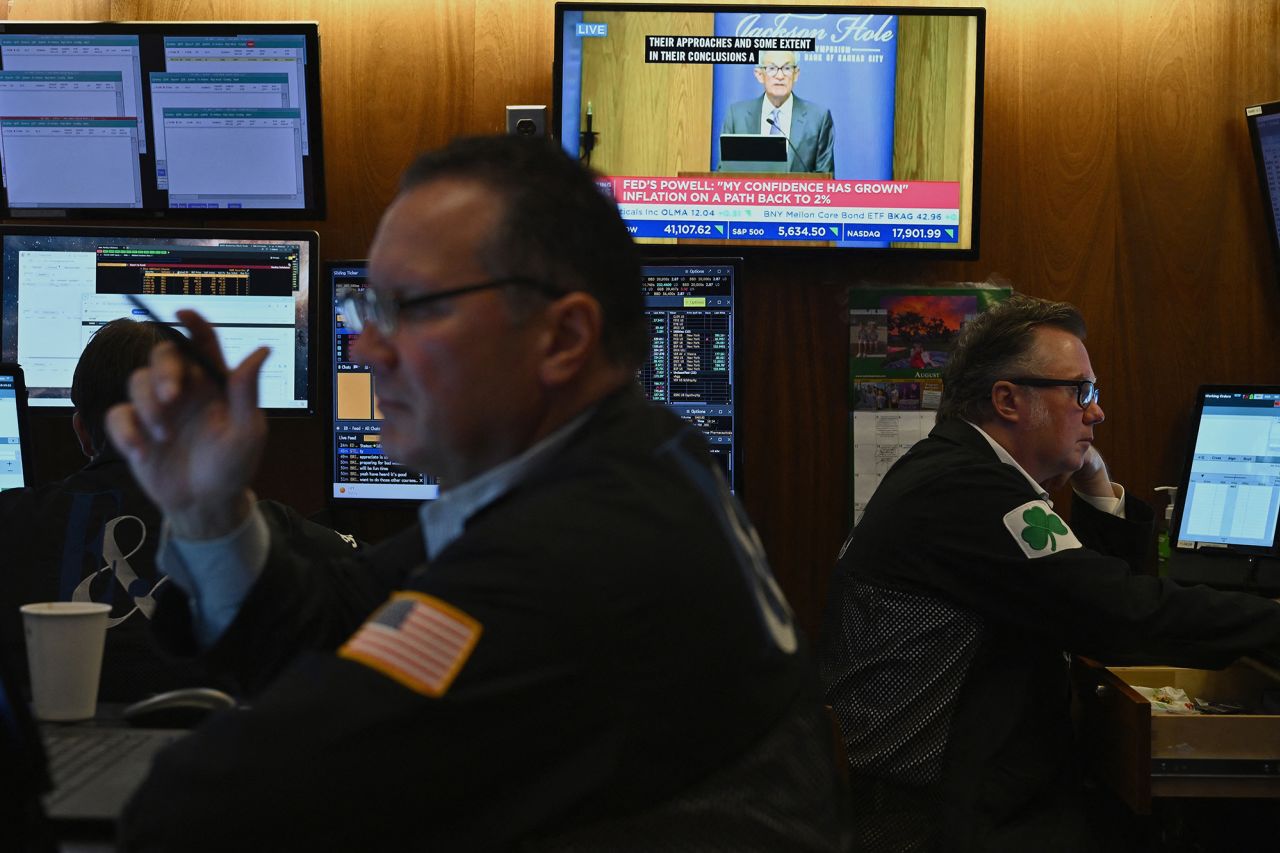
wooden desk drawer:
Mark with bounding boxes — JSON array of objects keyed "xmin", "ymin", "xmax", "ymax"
[{"xmin": 1072, "ymin": 657, "xmax": 1280, "ymax": 813}]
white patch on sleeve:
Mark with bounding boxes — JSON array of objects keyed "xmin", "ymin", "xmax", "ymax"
[{"xmin": 1002, "ymin": 500, "xmax": 1083, "ymax": 559}]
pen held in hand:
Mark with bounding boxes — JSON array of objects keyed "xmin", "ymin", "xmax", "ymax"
[{"xmin": 124, "ymin": 294, "xmax": 229, "ymax": 391}]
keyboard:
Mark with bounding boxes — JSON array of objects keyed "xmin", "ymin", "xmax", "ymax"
[{"xmin": 42, "ymin": 729, "xmax": 162, "ymax": 806}]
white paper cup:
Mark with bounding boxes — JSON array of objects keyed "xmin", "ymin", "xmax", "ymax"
[{"xmin": 20, "ymin": 602, "xmax": 111, "ymax": 721}]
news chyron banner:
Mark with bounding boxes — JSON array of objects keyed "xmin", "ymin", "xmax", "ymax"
[{"xmin": 559, "ymin": 10, "xmax": 967, "ymax": 249}]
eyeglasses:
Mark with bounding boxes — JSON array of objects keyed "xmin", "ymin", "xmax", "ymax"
[
  {"xmin": 1005, "ymin": 377, "xmax": 1100, "ymax": 409},
  {"xmin": 758, "ymin": 64, "xmax": 797, "ymax": 77},
  {"xmin": 338, "ymin": 276, "xmax": 561, "ymax": 337}
]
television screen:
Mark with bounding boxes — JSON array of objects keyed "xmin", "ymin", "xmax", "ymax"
[
  {"xmin": 1246, "ymin": 100, "xmax": 1280, "ymax": 277},
  {"xmin": 0, "ymin": 21, "xmax": 324, "ymax": 218},
  {"xmin": 555, "ymin": 4, "xmax": 983, "ymax": 255},
  {"xmin": 0, "ymin": 225, "xmax": 317, "ymax": 414}
]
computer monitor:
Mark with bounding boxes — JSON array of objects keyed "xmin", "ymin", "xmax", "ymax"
[
  {"xmin": 0, "ymin": 364, "xmax": 30, "ymax": 490},
  {"xmin": 1246, "ymin": 100, "xmax": 1280, "ymax": 279},
  {"xmin": 0, "ymin": 226, "xmax": 317, "ymax": 415},
  {"xmin": 324, "ymin": 258, "xmax": 739, "ymax": 504},
  {"xmin": 0, "ymin": 21, "xmax": 324, "ymax": 218},
  {"xmin": 1169, "ymin": 385, "xmax": 1280, "ymax": 594},
  {"xmin": 639, "ymin": 257, "xmax": 738, "ymax": 491},
  {"xmin": 555, "ymin": 4, "xmax": 984, "ymax": 255},
  {"xmin": 326, "ymin": 261, "xmax": 439, "ymax": 505}
]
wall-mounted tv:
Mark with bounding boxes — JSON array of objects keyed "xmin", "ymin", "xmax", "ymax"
[
  {"xmin": 554, "ymin": 4, "xmax": 984, "ymax": 256},
  {"xmin": 0, "ymin": 21, "xmax": 324, "ymax": 219},
  {"xmin": 1246, "ymin": 100, "xmax": 1280, "ymax": 279}
]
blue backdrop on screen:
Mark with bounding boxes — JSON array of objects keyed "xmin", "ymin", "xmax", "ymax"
[
  {"xmin": 709, "ymin": 12, "xmax": 897, "ymax": 181},
  {"xmin": 560, "ymin": 12, "xmax": 585, "ymax": 145}
]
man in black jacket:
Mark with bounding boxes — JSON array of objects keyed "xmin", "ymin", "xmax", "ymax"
[
  {"xmin": 108, "ymin": 136, "xmax": 848, "ymax": 851},
  {"xmin": 820, "ymin": 294, "xmax": 1280, "ymax": 851}
]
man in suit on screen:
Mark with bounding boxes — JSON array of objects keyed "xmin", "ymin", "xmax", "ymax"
[{"xmin": 720, "ymin": 50, "xmax": 835, "ymax": 174}]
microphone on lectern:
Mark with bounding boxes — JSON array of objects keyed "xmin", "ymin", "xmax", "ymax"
[{"xmin": 765, "ymin": 117, "xmax": 803, "ymax": 167}]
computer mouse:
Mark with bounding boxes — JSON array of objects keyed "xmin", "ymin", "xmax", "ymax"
[{"xmin": 122, "ymin": 687, "xmax": 238, "ymax": 729}]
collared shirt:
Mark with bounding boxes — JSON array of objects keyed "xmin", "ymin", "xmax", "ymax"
[
  {"xmin": 965, "ymin": 420, "xmax": 1125, "ymax": 517},
  {"xmin": 162, "ymin": 408, "xmax": 596, "ymax": 649},
  {"xmin": 759, "ymin": 93, "xmax": 794, "ymax": 137},
  {"xmin": 420, "ymin": 407, "xmax": 593, "ymax": 561}
]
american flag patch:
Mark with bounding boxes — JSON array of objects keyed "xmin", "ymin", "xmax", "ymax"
[{"xmin": 339, "ymin": 592, "xmax": 482, "ymax": 697}]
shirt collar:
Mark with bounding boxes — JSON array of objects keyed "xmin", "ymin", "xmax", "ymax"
[
  {"xmin": 419, "ymin": 407, "xmax": 595, "ymax": 561},
  {"xmin": 964, "ymin": 420, "xmax": 1052, "ymax": 506}
]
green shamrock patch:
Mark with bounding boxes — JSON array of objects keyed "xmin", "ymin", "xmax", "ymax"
[
  {"xmin": 1020, "ymin": 505, "xmax": 1069, "ymax": 552},
  {"xmin": 1002, "ymin": 500, "xmax": 1083, "ymax": 559}
]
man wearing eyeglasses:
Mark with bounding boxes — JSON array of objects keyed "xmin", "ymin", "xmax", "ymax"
[
  {"xmin": 721, "ymin": 50, "xmax": 835, "ymax": 174},
  {"xmin": 106, "ymin": 136, "xmax": 849, "ymax": 851},
  {"xmin": 819, "ymin": 295, "xmax": 1280, "ymax": 851}
]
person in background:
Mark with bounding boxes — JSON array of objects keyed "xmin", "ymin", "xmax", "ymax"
[
  {"xmin": 0, "ymin": 319, "xmax": 216, "ymax": 701},
  {"xmin": 820, "ymin": 294, "xmax": 1280, "ymax": 852},
  {"xmin": 110, "ymin": 136, "xmax": 849, "ymax": 851}
]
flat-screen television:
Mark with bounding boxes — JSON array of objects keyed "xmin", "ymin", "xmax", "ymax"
[
  {"xmin": 555, "ymin": 4, "xmax": 984, "ymax": 256},
  {"xmin": 1246, "ymin": 100, "xmax": 1280, "ymax": 278},
  {"xmin": 0, "ymin": 21, "xmax": 324, "ymax": 218},
  {"xmin": 324, "ymin": 256, "xmax": 740, "ymax": 504},
  {"xmin": 1168, "ymin": 385, "xmax": 1280, "ymax": 595},
  {"xmin": 0, "ymin": 225, "xmax": 318, "ymax": 415}
]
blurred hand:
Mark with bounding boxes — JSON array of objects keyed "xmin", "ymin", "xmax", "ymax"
[{"xmin": 106, "ymin": 309, "xmax": 269, "ymax": 539}]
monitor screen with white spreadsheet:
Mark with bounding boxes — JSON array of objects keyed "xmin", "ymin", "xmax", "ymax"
[{"xmin": 1172, "ymin": 387, "xmax": 1280, "ymax": 553}]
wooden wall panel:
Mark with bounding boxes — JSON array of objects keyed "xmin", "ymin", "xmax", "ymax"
[
  {"xmin": 10, "ymin": 0, "xmax": 1280, "ymax": 639},
  {"xmin": 2, "ymin": 0, "xmax": 110, "ymax": 18},
  {"xmin": 1112, "ymin": 0, "xmax": 1280, "ymax": 499}
]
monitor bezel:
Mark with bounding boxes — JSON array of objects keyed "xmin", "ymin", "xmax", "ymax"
[
  {"xmin": 0, "ymin": 20, "xmax": 326, "ymax": 220},
  {"xmin": 1246, "ymin": 100, "xmax": 1280, "ymax": 281},
  {"xmin": 552, "ymin": 2, "xmax": 985, "ymax": 260},
  {"xmin": 1, "ymin": 223, "xmax": 319, "ymax": 418}
]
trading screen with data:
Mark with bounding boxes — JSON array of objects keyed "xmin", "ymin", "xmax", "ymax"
[
  {"xmin": 327, "ymin": 261, "xmax": 439, "ymax": 503},
  {"xmin": 0, "ymin": 226, "xmax": 316, "ymax": 412},
  {"xmin": 1175, "ymin": 388, "xmax": 1280, "ymax": 551},
  {"xmin": 327, "ymin": 258, "xmax": 739, "ymax": 503},
  {"xmin": 639, "ymin": 258, "xmax": 738, "ymax": 490}
]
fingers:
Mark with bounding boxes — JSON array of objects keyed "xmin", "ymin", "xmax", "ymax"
[
  {"xmin": 120, "ymin": 313, "xmax": 266, "ymax": 447},
  {"xmin": 175, "ymin": 309, "xmax": 230, "ymax": 375},
  {"xmin": 228, "ymin": 346, "xmax": 271, "ymax": 425},
  {"xmin": 105, "ymin": 401, "xmax": 150, "ymax": 462}
]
